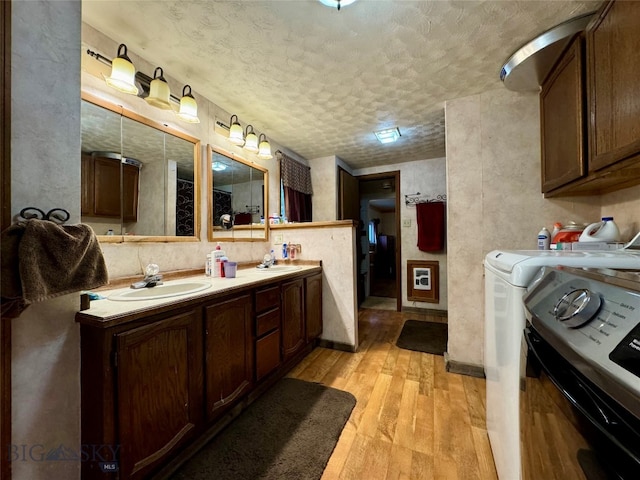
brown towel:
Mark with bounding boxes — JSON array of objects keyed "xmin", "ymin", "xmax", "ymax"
[
  {"xmin": 416, "ymin": 202, "xmax": 446, "ymax": 252},
  {"xmin": 1, "ymin": 219, "xmax": 108, "ymax": 317}
]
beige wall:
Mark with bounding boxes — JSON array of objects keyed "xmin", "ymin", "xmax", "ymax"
[
  {"xmin": 445, "ymin": 88, "xmax": 603, "ymax": 368},
  {"xmin": 309, "ymin": 155, "xmax": 338, "ymax": 222},
  {"xmin": 355, "ymin": 158, "xmax": 448, "ymax": 311},
  {"xmin": 11, "ymin": 2, "xmax": 82, "ymax": 479},
  {"xmin": 600, "ymin": 184, "xmax": 640, "ymax": 241},
  {"xmin": 271, "ymin": 224, "xmax": 358, "ymax": 349}
]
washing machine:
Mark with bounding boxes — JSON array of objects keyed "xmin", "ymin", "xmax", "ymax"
[{"xmin": 484, "ymin": 249, "xmax": 640, "ymax": 480}]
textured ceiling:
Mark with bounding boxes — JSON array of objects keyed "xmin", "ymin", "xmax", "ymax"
[{"xmin": 82, "ymin": 0, "xmax": 601, "ymax": 170}]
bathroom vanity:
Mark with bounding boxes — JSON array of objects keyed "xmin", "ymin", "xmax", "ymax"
[{"xmin": 76, "ymin": 264, "xmax": 322, "ymax": 480}]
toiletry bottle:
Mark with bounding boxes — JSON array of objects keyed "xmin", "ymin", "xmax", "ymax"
[
  {"xmin": 282, "ymin": 243, "xmax": 288, "ymax": 260},
  {"xmin": 205, "ymin": 254, "xmax": 212, "ymax": 277},
  {"xmin": 270, "ymin": 249, "xmax": 275, "ymax": 266},
  {"xmin": 551, "ymin": 222, "xmax": 562, "ymax": 242},
  {"xmin": 537, "ymin": 227, "xmax": 551, "ymax": 250},
  {"xmin": 289, "ymin": 244, "xmax": 297, "ymax": 260},
  {"xmin": 216, "ymin": 242, "xmax": 221, "ymax": 250}
]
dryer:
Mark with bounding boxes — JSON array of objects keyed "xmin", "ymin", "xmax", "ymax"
[{"xmin": 483, "ymin": 249, "xmax": 640, "ymax": 480}]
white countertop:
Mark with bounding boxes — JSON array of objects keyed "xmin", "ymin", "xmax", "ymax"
[{"xmin": 77, "ymin": 264, "xmax": 321, "ymax": 327}]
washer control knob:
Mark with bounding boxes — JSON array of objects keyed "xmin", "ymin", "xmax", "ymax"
[{"xmin": 553, "ymin": 289, "xmax": 601, "ymax": 328}]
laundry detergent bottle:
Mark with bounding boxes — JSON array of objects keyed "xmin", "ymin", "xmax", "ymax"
[{"xmin": 578, "ymin": 217, "xmax": 621, "ymax": 243}]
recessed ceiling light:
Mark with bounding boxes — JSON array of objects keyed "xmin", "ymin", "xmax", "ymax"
[
  {"xmin": 212, "ymin": 161, "xmax": 227, "ymax": 171},
  {"xmin": 374, "ymin": 127, "xmax": 401, "ymax": 144}
]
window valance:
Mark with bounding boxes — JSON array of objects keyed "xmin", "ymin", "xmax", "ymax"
[{"xmin": 277, "ymin": 151, "xmax": 313, "ymax": 195}]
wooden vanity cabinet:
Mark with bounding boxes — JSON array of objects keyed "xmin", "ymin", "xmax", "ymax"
[
  {"xmin": 204, "ymin": 294, "xmax": 253, "ymax": 423},
  {"xmin": 255, "ymin": 285, "xmax": 282, "ymax": 381},
  {"xmin": 79, "ymin": 267, "xmax": 322, "ymax": 480},
  {"xmin": 81, "ymin": 153, "xmax": 139, "ymax": 222},
  {"xmin": 80, "ymin": 308, "xmax": 203, "ymax": 480},
  {"xmin": 281, "ymin": 278, "xmax": 305, "ymax": 363},
  {"xmin": 305, "ymin": 273, "xmax": 323, "ymax": 342}
]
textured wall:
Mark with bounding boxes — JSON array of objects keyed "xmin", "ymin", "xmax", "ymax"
[
  {"xmin": 355, "ymin": 157, "xmax": 448, "ymax": 311},
  {"xmin": 445, "ymin": 88, "xmax": 600, "ymax": 368},
  {"xmin": 271, "ymin": 225, "xmax": 358, "ymax": 349},
  {"xmin": 309, "ymin": 156, "xmax": 338, "ymax": 222},
  {"xmin": 600, "ymin": 184, "xmax": 640, "ymax": 241},
  {"xmin": 11, "ymin": 2, "xmax": 82, "ymax": 479}
]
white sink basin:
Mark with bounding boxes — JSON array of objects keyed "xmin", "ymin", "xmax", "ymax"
[
  {"xmin": 108, "ymin": 281, "xmax": 212, "ymax": 301},
  {"xmin": 256, "ymin": 265, "xmax": 302, "ymax": 273}
]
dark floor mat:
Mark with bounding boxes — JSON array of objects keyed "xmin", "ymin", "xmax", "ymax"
[
  {"xmin": 171, "ymin": 378, "xmax": 356, "ymax": 480},
  {"xmin": 396, "ymin": 320, "xmax": 448, "ymax": 355}
]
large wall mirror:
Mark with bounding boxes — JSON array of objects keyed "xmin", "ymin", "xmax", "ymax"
[
  {"xmin": 81, "ymin": 92, "xmax": 201, "ymax": 241},
  {"xmin": 207, "ymin": 145, "xmax": 268, "ymax": 241}
]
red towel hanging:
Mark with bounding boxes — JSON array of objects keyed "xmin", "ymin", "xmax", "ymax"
[{"xmin": 416, "ymin": 202, "xmax": 445, "ymax": 252}]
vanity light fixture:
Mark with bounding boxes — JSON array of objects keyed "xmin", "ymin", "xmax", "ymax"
[
  {"xmin": 103, "ymin": 44, "xmax": 139, "ymax": 95},
  {"xmin": 176, "ymin": 85, "xmax": 200, "ymax": 123},
  {"xmin": 145, "ymin": 67, "xmax": 172, "ymax": 110},
  {"xmin": 257, "ymin": 134, "xmax": 273, "ymax": 160},
  {"xmin": 374, "ymin": 127, "xmax": 401, "ymax": 144},
  {"xmin": 212, "ymin": 161, "xmax": 227, "ymax": 171},
  {"xmin": 228, "ymin": 115, "xmax": 245, "ymax": 145},
  {"xmin": 243, "ymin": 125, "xmax": 259, "ymax": 153}
]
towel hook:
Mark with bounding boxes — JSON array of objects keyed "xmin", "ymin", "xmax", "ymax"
[{"xmin": 19, "ymin": 207, "xmax": 70, "ymax": 224}]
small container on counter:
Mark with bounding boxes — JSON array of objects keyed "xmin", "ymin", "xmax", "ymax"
[
  {"xmin": 537, "ymin": 227, "xmax": 551, "ymax": 250},
  {"xmin": 205, "ymin": 254, "xmax": 212, "ymax": 277}
]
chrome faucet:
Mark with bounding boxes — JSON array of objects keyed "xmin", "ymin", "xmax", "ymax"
[{"xmin": 130, "ymin": 264, "xmax": 163, "ymax": 289}]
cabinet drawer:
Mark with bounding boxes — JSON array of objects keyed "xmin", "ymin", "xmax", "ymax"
[
  {"xmin": 256, "ymin": 329, "xmax": 281, "ymax": 381},
  {"xmin": 256, "ymin": 308, "xmax": 280, "ymax": 337},
  {"xmin": 256, "ymin": 286, "xmax": 280, "ymax": 313}
]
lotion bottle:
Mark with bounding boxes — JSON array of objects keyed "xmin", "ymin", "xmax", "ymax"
[{"xmin": 537, "ymin": 227, "xmax": 551, "ymax": 250}]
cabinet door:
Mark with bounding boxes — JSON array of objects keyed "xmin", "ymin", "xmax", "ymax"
[
  {"xmin": 540, "ymin": 35, "xmax": 586, "ymax": 193},
  {"xmin": 115, "ymin": 310, "xmax": 202, "ymax": 479},
  {"xmin": 282, "ymin": 279, "xmax": 305, "ymax": 362},
  {"xmin": 81, "ymin": 153, "xmax": 94, "ymax": 215},
  {"xmin": 123, "ymin": 163, "xmax": 139, "ymax": 222},
  {"xmin": 305, "ymin": 273, "xmax": 323, "ymax": 342},
  {"xmin": 587, "ymin": 0, "xmax": 640, "ymax": 171},
  {"xmin": 205, "ymin": 295, "xmax": 253, "ymax": 422},
  {"xmin": 93, "ymin": 156, "xmax": 122, "ymax": 217},
  {"xmin": 256, "ymin": 329, "xmax": 281, "ymax": 381}
]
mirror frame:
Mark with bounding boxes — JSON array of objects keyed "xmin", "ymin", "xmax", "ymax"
[
  {"xmin": 207, "ymin": 144, "xmax": 269, "ymax": 242},
  {"xmin": 81, "ymin": 91, "xmax": 202, "ymax": 243}
]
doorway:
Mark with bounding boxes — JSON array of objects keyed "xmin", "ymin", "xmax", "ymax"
[{"xmin": 358, "ymin": 172, "xmax": 401, "ymax": 312}]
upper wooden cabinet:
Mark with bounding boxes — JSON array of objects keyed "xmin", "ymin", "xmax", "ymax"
[
  {"xmin": 81, "ymin": 153, "xmax": 140, "ymax": 222},
  {"xmin": 540, "ymin": 35, "xmax": 586, "ymax": 193},
  {"xmin": 587, "ymin": 0, "xmax": 640, "ymax": 171},
  {"xmin": 542, "ymin": 0, "xmax": 640, "ymax": 197}
]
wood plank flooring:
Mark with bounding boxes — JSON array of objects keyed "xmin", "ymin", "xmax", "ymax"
[{"xmin": 288, "ymin": 308, "xmax": 498, "ymax": 480}]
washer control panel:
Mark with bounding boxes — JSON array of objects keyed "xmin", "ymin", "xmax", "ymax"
[
  {"xmin": 553, "ymin": 288, "xmax": 602, "ymax": 327},
  {"xmin": 524, "ymin": 266, "xmax": 640, "ymax": 395}
]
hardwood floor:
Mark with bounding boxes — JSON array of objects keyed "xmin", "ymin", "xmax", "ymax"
[{"xmin": 288, "ymin": 308, "xmax": 498, "ymax": 480}]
